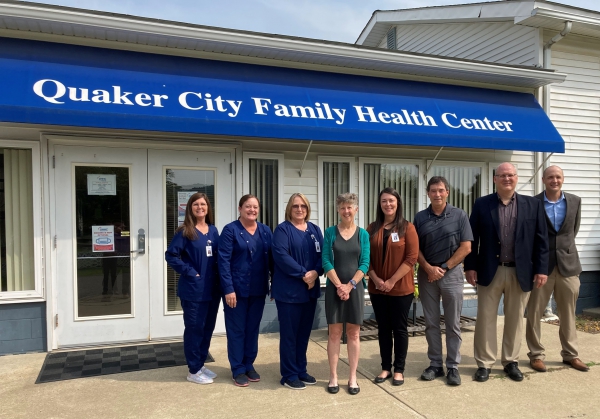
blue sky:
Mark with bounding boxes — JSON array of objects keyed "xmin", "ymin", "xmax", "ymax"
[{"xmin": 24, "ymin": 0, "xmax": 600, "ymax": 43}]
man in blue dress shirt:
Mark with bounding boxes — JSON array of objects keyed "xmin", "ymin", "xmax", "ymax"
[{"xmin": 526, "ymin": 165, "xmax": 589, "ymax": 372}]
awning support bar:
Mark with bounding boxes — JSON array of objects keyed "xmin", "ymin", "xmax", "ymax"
[
  {"xmin": 425, "ymin": 147, "xmax": 444, "ymax": 177},
  {"xmin": 518, "ymin": 152, "xmax": 554, "ymax": 192},
  {"xmin": 299, "ymin": 140, "xmax": 313, "ymax": 177}
]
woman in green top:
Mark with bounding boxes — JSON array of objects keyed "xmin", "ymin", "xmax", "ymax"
[{"xmin": 322, "ymin": 193, "xmax": 370, "ymax": 395}]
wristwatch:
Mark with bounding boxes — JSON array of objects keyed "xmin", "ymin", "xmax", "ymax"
[
  {"xmin": 440, "ymin": 263, "xmax": 449, "ymax": 271},
  {"xmin": 349, "ymin": 279, "xmax": 357, "ymax": 289}
]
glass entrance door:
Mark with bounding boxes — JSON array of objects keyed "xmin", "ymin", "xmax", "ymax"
[
  {"xmin": 148, "ymin": 149, "xmax": 233, "ymax": 339},
  {"xmin": 54, "ymin": 145, "xmax": 149, "ymax": 347},
  {"xmin": 53, "ymin": 145, "xmax": 233, "ymax": 348}
]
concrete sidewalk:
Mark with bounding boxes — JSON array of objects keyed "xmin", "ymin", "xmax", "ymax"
[{"xmin": 1, "ymin": 318, "xmax": 599, "ymax": 419}]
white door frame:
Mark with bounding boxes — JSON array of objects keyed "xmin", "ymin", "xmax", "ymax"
[
  {"xmin": 147, "ymin": 148, "xmax": 234, "ymax": 340},
  {"xmin": 46, "ymin": 135, "xmax": 239, "ymax": 350},
  {"xmin": 51, "ymin": 144, "xmax": 150, "ymax": 347}
]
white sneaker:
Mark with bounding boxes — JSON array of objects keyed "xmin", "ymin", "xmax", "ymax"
[
  {"xmin": 187, "ymin": 371, "xmax": 213, "ymax": 384},
  {"xmin": 200, "ymin": 366, "xmax": 217, "ymax": 379}
]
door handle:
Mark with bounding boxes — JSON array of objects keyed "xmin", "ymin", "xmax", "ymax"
[{"xmin": 131, "ymin": 228, "xmax": 145, "ymax": 255}]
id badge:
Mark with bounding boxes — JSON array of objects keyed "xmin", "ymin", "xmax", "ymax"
[
  {"xmin": 206, "ymin": 246, "xmax": 213, "ymax": 257},
  {"xmin": 315, "ymin": 242, "xmax": 321, "ymax": 252},
  {"xmin": 391, "ymin": 232, "xmax": 399, "ymax": 242}
]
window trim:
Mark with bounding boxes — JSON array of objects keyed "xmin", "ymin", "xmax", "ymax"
[
  {"xmin": 358, "ymin": 157, "xmax": 425, "ymax": 228},
  {"xmin": 242, "ymin": 152, "xmax": 285, "ymax": 227},
  {"xmin": 317, "ymin": 156, "xmax": 356, "ymax": 231},
  {"xmin": 0, "ymin": 140, "xmax": 44, "ymax": 304}
]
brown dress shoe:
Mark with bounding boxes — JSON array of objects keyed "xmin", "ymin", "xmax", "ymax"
[
  {"xmin": 563, "ymin": 358, "xmax": 590, "ymax": 372},
  {"xmin": 530, "ymin": 359, "xmax": 547, "ymax": 372}
]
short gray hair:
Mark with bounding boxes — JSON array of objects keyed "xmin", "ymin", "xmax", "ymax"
[{"xmin": 336, "ymin": 193, "xmax": 358, "ymax": 208}]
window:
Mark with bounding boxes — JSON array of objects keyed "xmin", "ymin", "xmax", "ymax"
[
  {"xmin": 428, "ymin": 163, "xmax": 484, "ymax": 214},
  {"xmin": 318, "ymin": 157, "xmax": 355, "ymax": 229},
  {"xmin": 0, "ymin": 143, "xmax": 43, "ymax": 302},
  {"xmin": 243, "ymin": 153, "xmax": 284, "ymax": 231},
  {"xmin": 359, "ymin": 159, "xmax": 422, "ymax": 227}
]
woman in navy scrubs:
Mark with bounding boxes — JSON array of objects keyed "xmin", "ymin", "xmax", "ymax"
[
  {"xmin": 272, "ymin": 193, "xmax": 324, "ymax": 390},
  {"xmin": 165, "ymin": 192, "xmax": 220, "ymax": 385},
  {"xmin": 219, "ymin": 194, "xmax": 273, "ymax": 387}
]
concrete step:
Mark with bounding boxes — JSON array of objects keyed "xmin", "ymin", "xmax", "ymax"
[{"xmin": 582, "ymin": 307, "xmax": 600, "ymax": 319}]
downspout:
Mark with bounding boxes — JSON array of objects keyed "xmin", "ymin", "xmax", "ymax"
[{"xmin": 539, "ymin": 21, "xmax": 572, "ymax": 191}]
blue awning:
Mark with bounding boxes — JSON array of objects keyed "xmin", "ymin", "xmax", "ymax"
[{"xmin": 0, "ymin": 39, "xmax": 564, "ymax": 153}]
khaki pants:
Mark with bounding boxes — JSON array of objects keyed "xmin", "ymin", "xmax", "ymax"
[
  {"xmin": 474, "ymin": 266, "xmax": 529, "ymax": 368},
  {"xmin": 526, "ymin": 268, "xmax": 580, "ymax": 361}
]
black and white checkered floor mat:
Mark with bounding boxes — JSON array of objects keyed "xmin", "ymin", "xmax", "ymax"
[{"xmin": 36, "ymin": 342, "xmax": 213, "ymax": 383}]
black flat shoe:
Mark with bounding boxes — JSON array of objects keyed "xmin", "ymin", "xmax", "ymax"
[
  {"xmin": 348, "ymin": 381, "xmax": 360, "ymax": 395},
  {"xmin": 374, "ymin": 372, "xmax": 392, "ymax": 384},
  {"xmin": 327, "ymin": 383, "xmax": 339, "ymax": 394},
  {"xmin": 392, "ymin": 372, "xmax": 404, "ymax": 386}
]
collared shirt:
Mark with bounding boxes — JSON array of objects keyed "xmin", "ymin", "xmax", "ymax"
[
  {"xmin": 498, "ymin": 193, "xmax": 517, "ymax": 263},
  {"xmin": 413, "ymin": 203, "xmax": 473, "ymax": 265},
  {"xmin": 543, "ymin": 191, "xmax": 566, "ymax": 232}
]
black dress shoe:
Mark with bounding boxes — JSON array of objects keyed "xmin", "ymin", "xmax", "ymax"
[
  {"xmin": 327, "ymin": 383, "xmax": 339, "ymax": 394},
  {"xmin": 374, "ymin": 372, "xmax": 392, "ymax": 383},
  {"xmin": 474, "ymin": 367, "xmax": 491, "ymax": 382},
  {"xmin": 503, "ymin": 362, "xmax": 523, "ymax": 382},
  {"xmin": 347, "ymin": 382, "xmax": 360, "ymax": 395}
]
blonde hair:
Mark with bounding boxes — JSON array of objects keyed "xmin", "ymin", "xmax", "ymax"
[{"xmin": 285, "ymin": 193, "xmax": 311, "ymax": 222}]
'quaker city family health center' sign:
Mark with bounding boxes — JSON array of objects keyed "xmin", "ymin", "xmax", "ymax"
[{"xmin": 0, "ymin": 38, "xmax": 564, "ymax": 153}]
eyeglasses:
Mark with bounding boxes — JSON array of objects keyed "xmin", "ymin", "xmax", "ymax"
[
  {"xmin": 292, "ymin": 204, "xmax": 308, "ymax": 210},
  {"xmin": 495, "ymin": 174, "xmax": 517, "ymax": 179}
]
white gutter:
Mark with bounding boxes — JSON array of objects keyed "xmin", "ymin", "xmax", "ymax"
[
  {"xmin": 0, "ymin": 2, "xmax": 567, "ymax": 87},
  {"xmin": 524, "ymin": 6, "xmax": 600, "ymax": 26},
  {"xmin": 540, "ymin": 20, "xmax": 572, "ymax": 186}
]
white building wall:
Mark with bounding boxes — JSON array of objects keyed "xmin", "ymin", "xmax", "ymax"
[
  {"xmin": 383, "ymin": 22, "xmax": 540, "ymax": 67},
  {"xmin": 548, "ymin": 36, "xmax": 600, "ymax": 272},
  {"xmin": 240, "ymin": 138, "xmax": 535, "ymax": 229}
]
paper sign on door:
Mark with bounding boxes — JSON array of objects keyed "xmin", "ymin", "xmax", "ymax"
[
  {"xmin": 87, "ymin": 174, "xmax": 117, "ymax": 195},
  {"xmin": 92, "ymin": 225, "xmax": 115, "ymax": 252},
  {"xmin": 177, "ymin": 191, "xmax": 196, "ymax": 227}
]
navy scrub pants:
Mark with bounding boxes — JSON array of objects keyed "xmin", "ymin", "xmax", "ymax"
[
  {"xmin": 223, "ymin": 295, "xmax": 266, "ymax": 377},
  {"xmin": 181, "ymin": 294, "xmax": 220, "ymax": 375},
  {"xmin": 275, "ymin": 298, "xmax": 317, "ymax": 384}
]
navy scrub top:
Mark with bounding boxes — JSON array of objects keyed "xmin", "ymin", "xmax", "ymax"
[
  {"xmin": 165, "ymin": 225, "xmax": 219, "ymax": 302},
  {"xmin": 271, "ymin": 220, "xmax": 324, "ymax": 303},
  {"xmin": 247, "ymin": 231, "xmax": 268, "ymax": 296}
]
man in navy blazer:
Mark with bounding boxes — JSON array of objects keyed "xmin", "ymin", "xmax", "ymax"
[{"xmin": 465, "ymin": 162, "xmax": 549, "ymax": 383}]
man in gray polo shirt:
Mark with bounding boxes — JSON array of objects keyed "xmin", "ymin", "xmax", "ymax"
[{"xmin": 414, "ymin": 176, "xmax": 473, "ymax": 386}]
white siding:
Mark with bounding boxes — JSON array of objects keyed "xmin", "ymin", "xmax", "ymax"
[
  {"xmin": 387, "ymin": 22, "xmax": 539, "ymax": 67},
  {"xmin": 549, "ymin": 38, "xmax": 600, "ymax": 272},
  {"xmin": 239, "ymin": 138, "xmax": 535, "ymax": 230}
]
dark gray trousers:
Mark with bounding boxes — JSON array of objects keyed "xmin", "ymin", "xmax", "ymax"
[{"xmin": 417, "ymin": 265, "xmax": 464, "ymax": 369}]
